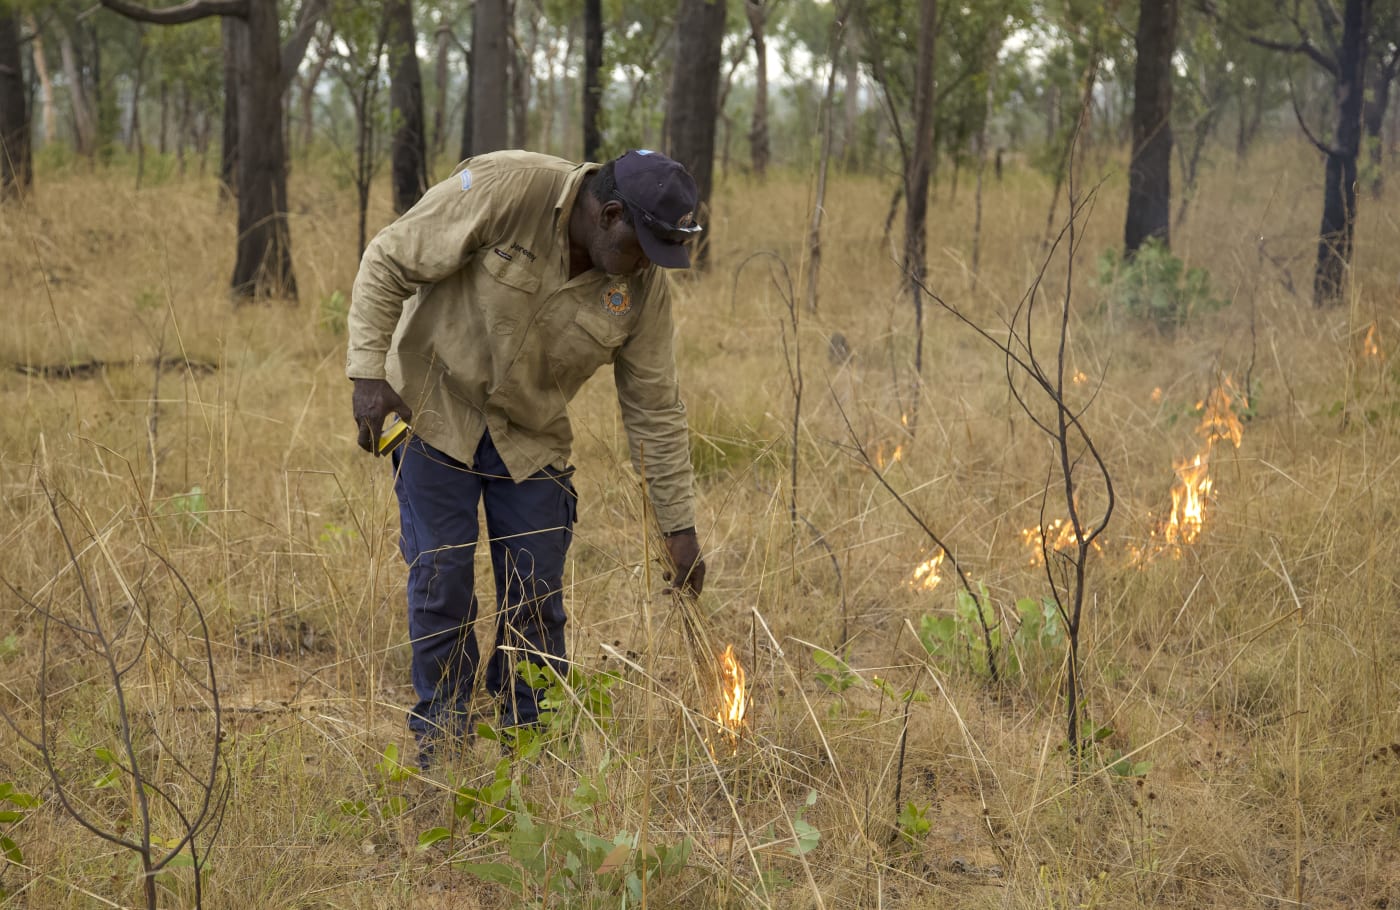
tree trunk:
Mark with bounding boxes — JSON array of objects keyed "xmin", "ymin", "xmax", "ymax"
[
  {"xmin": 668, "ymin": 0, "xmax": 727, "ymax": 266},
  {"xmin": 220, "ymin": 16, "xmax": 242, "ymax": 199},
  {"xmin": 431, "ymin": 25, "xmax": 450, "ymax": 158},
  {"xmin": 839, "ymin": 28, "xmax": 860, "ymax": 170},
  {"xmin": 1313, "ymin": 0, "xmax": 1370, "ymax": 307},
  {"xmin": 59, "ymin": 23, "xmax": 96, "ymax": 156},
  {"xmin": 231, "ymin": 0, "xmax": 295, "ymax": 299},
  {"xmin": 1362, "ymin": 49, "xmax": 1396, "ymax": 198},
  {"xmin": 25, "ymin": 14, "xmax": 55, "ymax": 146},
  {"xmin": 470, "ymin": 0, "xmax": 509, "ymax": 153},
  {"xmin": 158, "ymin": 79, "xmax": 168, "ymax": 153},
  {"xmin": 1124, "ymin": 0, "xmax": 1178, "ymax": 255},
  {"xmin": 804, "ymin": 1, "xmax": 850, "ymax": 313},
  {"xmin": 127, "ymin": 38, "xmax": 146, "ymax": 154},
  {"xmin": 903, "ymin": 0, "xmax": 936, "ymax": 422},
  {"xmin": 583, "ymin": 0, "xmax": 602, "ymax": 159},
  {"xmin": 386, "ymin": 0, "xmax": 426, "ymax": 213},
  {"xmin": 0, "ymin": 4, "xmax": 30, "ymax": 199},
  {"xmin": 745, "ymin": 0, "xmax": 770, "ymax": 178},
  {"xmin": 510, "ymin": 5, "xmax": 536, "ymax": 149},
  {"xmin": 298, "ymin": 48, "xmax": 328, "ymax": 160}
]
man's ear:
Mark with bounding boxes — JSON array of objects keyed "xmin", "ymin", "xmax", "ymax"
[{"xmin": 599, "ymin": 199, "xmax": 627, "ymax": 228}]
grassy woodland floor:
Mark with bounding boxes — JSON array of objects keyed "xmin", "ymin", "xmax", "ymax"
[{"xmin": 1, "ymin": 143, "xmax": 1398, "ymax": 909}]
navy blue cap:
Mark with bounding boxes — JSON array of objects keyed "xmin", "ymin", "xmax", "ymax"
[{"xmin": 613, "ymin": 150, "xmax": 702, "ymax": 269}]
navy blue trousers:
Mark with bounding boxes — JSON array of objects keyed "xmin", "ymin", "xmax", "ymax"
[{"xmin": 392, "ymin": 433, "xmax": 575, "ymax": 744}]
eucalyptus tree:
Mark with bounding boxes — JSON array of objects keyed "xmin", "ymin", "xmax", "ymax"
[
  {"xmin": 98, "ymin": 0, "xmax": 325, "ymax": 300},
  {"xmin": 1124, "ymin": 0, "xmax": 1179, "ymax": 256},
  {"xmin": 668, "ymin": 0, "xmax": 726, "ymax": 265},
  {"xmin": 607, "ymin": 0, "xmax": 679, "ymax": 151},
  {"xmin": 584, "ymin": 0, "xmax": 602, "ymax": 157},
  {"xmin": 0, "ymin": 1, "xmax": 28, "ymax": 199},
  {"xmin": 386, "ymin": 0, "xmax": 426, "ymax": 212},
  {"xmin": 470, "ymin": 0, "xmax": 508, "ymax": 152},
  {"xmin": 325, "ymin": 0, "xmax": 389, "ymax": 255},
  {"xmin": 1208, "ymin": 0, "xmax": 1376, "ymax": 306},
  {"xmin": 859, "ymin": 0, "xmax": 1023, "ymax": 411},
  {"xmin": 744, "ymin": 0, "xmax": 773, "ymax": 176},
  {"xmin": 1362, "ymin": 17, "xmax": 1398, "ymax": 195}
]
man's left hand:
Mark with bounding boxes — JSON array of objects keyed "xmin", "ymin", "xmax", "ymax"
[{"xmin": 663, "ymin": 529, "xmax": 706, "ymax": 598}]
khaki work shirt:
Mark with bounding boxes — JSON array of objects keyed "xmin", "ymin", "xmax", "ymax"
[{"xmin": 347, "ymin": 150, "xmax": 696, "ymax": 532}]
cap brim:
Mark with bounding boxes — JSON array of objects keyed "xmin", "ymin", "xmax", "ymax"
[{"xmin": 633, "ymin": 217, "xmax": 692, "ymax": 269}]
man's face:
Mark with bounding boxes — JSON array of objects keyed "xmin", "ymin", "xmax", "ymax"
[{"xmin": 588, "ymin": 201, "xmax": 650, "ymax": 275}]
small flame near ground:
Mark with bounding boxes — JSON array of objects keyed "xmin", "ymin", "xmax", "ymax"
[
  {"xmin": 1138, "ymin": 375, "xmax": 1245, "ymax": 555},
  {"xmin": 714, "ymin": 644, "xmax": 748, "ymax": 744},
  {"xmin": 1020, "ymin": 517, "xmax": 1103, "ymax": 565},
  {"xmin": 874, "ymin": 442, "xmax": 905, "ymax": 469},
  {"xmin": 908, "ymin": 551, "xmax": 945, "ymax": 590},
  {"xmin": 1364, "ymin": 324, "xmax": 1381, "ymax": 359}
]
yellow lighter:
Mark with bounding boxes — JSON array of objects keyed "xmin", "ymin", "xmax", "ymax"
[{"xmin": 377, "ymin": 417, "xmax": 411, "ymax": 455}]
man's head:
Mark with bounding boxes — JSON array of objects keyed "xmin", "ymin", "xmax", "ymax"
[{"xmin": 579, "ymin": 151, "xmax": 701, "ymax": 275}]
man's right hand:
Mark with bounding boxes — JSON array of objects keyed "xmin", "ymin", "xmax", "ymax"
[{"xmin": 352, "ymin": 378, "xmax": 413, "ymax": 455}]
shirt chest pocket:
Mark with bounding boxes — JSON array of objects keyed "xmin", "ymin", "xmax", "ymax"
[
  {"xmin": 481, "ymin": 249, "xmax": 542, "ymax": 296},
  {"xmin": 547, "ymin": 302, "xmax": 632, "ymax": 389}
]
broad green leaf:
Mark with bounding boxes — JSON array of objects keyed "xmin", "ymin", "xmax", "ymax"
[
  {"xmin": 458, "ymin": 861, "xmax": 522, "ymax": 887},
  {"xmin": 417, "ymin": 827, "xmax": 452, "ymax": 849}
]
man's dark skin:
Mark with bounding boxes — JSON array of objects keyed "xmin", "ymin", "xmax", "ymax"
[{"xmin": 352, "ymin": 178, "xmax": 706, "ymax": 595}]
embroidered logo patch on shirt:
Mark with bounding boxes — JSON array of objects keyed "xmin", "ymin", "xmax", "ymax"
[{"xmin": 603, "ymin": 281, "xmax": 631, "ymax": 316}]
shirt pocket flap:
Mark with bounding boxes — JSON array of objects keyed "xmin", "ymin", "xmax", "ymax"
[
  {"xmin": 482, "ymin": 249, "xmax": 542, "ymax": 294},
  {"xmin": 574, "ymin": 303, "xmax": 630, "ymax": 350}
]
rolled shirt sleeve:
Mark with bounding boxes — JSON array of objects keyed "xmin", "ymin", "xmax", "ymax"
[
  {"xmin": 347, "ymin": 160, "xmax": 501, "ymax": 380},
  {"xmin": 614, "ymin": 275, "xmax": 696, "ymax": 534}
]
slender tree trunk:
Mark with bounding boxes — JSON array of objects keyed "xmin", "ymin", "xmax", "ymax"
[
  {"xmin": 510, "ymin": 5, "xmax": 537, "ymax": 149},
  {"xmin": 298, "ymin": 50, "xmax": 328, "ymax": 160},
  {"xmin": 1313, "ymin": 0, "xmax": 1370, "ymax": 307},
  {"xmin": 804, "ymin": 1, "xmax": 851, "ymax": 313},
  {"xmin": 25, "ymin": 14, "xmax": 55, "ymax": 146},
  {"xmin": 583, "ymin": 0, "xmax": 602, "ymax": 159},
  {"xmin": 431, "ymin": 25, "xmax": 450, "ymax": 158},
  {"xmin": 158, "ymin": 79, "xmax": 169, "ymax": 153},
  {"xmin": 1124, "ymin": 0, "xmax": 1178, "ymax": 255},
  {"xmin": 59, "ymin": 23, "xmax": 96, "ymax": 156},
  {"xmin": 668, "ymin": 0, "xmax": 727, "ymax": 266},
  {"xmin": 470, "ymin": 0, "xmax": 509, "ymax": 153},
  {"xmin": 176, "ymin": 81, "xmax": 188, "ymax": 175},
  {"xmin": 745, "ymin": 0, "xmax": 770, "ymax": 178},
  {"xmin": 220, "ymin": 16, "xmax": 243, "ymax": 199},
  {"xmin": 840, "ymin": 29, "xmax": 860, "ymax": 170},
  {"xmin": 232, "ymin": 0, "xmax": 295, "ymax": 299},
  {"xmin": 460, "ymin": 54, "xmax": 473, "ymax": 159},
  {"xmin": 132, "ymin": 45, "xmax": 147, "ymax": 185},
  {"xmin": 127, "ymin": 38, "xmax": 146, "ymax": 153},
  {"xmin": 387, "ymin": 0, "xmax": 427, "ymax": 213},
  {"xmin": 1362, "ymin": 51, "xmax": 1396, "ymax": 198},
  {"xmin": 0, "ymin": 4, "xmax": 30, "ymax": 199},
  {"xmin": 903, "ymin": 0, "xmax": 936, "ymax": 424}
]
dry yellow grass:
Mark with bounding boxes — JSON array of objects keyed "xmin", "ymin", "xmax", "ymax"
[{"xmin": 1, "ymin": 141, "xmax": 1398, "ymax": 909}]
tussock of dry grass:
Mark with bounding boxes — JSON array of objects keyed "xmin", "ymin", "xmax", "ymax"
[{"xmin": 2, "ymin": 143, "xmax": 1399, "ymax": 908}]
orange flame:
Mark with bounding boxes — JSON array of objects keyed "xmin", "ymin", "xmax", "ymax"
[
  {"xmin": 909, "ymin": 551, "xmax": 945, "ymax": 590},
  {"xmin": 715, "ymin": 644, "xmax": 748, "ymax": 738},
  {"xmin": 1195, "ymin": 378, "xmax": 1244, "ymax": 450},
  {"xmin": 873, "ymin": 442, "xmax": 906, "ymax": 469},
  {"xmin": 1364, "ymin": 324, "xmax": 1381, "ymax": 358},
  {"xmin": 1152, "ymin": 375, "xmax": 1244, "ymax": 552},
  {"xmin": 1164, "ymin": 454, "xmax": 1212, "ymax": 545},
  {"xmin": 1021, "ymin": 518, "xmax": 1100, "ymax": 564}
]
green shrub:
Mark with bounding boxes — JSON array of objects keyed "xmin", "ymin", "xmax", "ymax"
[{"xmin": 1097, "ymin": 238, "xmax": 1225, "ymax": 330}]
